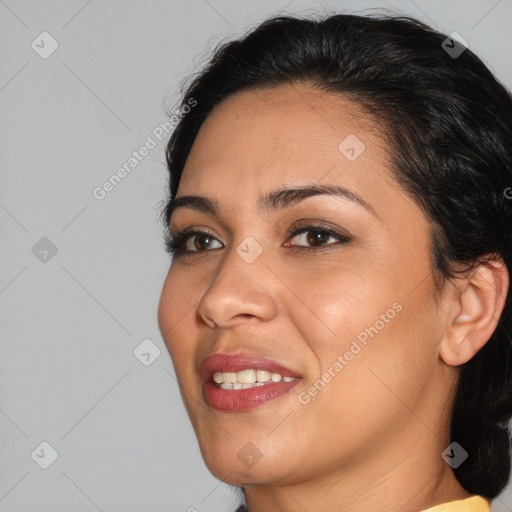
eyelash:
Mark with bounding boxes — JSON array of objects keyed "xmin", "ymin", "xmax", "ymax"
[{"xmin": 164, "ymin": 223, "xmax": 351, "ymax": 258}]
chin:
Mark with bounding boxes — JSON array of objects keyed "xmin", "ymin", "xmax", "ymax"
[
  {"xmin": 198, "ymin": 435, "xmax": 304, "ymax": 487},
  {"xmin": 210, "ymin": 465, "xmax": 269, "ymax": 487}
]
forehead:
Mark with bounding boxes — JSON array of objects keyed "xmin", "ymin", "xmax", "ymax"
[{"xmin": 179, "ymin": 84, "xmax": 390, "ymax": 193}]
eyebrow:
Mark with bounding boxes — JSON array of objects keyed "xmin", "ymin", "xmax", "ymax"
[{"xmin": 167, "ymin": 183, "xmax": 377, "ymax": 225}]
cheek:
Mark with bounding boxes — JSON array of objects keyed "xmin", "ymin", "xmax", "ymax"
[
  {"xmin": 158, "ymin": 269, "xmax": 198, "ymax": 373},
  {"xmin": 158, "ymin": 269, "xmax": 207, "ymax": 431},
  {"xmin": 280, "ymin": 257, "xmax": 397, "ymax": 354},
  {"xmin": 284, "ymin": 252, "xmax": 438, "ymax": 416},
  {"xmin": 293, "ymin": 301, "xmax": 435, "ymax": 469}
]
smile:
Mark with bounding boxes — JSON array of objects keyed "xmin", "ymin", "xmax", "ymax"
[{"xmin": 199, "ymin": 353, "xmax": 302, "ymax": 411}]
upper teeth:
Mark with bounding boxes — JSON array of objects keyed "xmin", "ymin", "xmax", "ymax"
[{"xmin": 213, "ymin": 369, "xmax": 295, "ymax": 387}]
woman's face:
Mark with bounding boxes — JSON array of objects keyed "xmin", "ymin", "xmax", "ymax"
[{"xmin": 158, "ymin": 84, "xmax": 452, "ymax": 486}]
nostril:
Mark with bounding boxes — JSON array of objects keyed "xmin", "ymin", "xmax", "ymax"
[{"xmin": 204, "ymin": 317, "xmax": 217, "ymax": 328}]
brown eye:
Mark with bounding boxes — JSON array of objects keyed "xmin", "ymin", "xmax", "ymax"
[
  {"xmin": 193, "ymin": 233, "xmax": 216, "ymax": 251},
  {"xmin": 285, "ymin": 225, "xmax": 350, "ymax": 251},
  {"xmin": 305, "ymin": 229, "xmax": 332, "ymax": 246},
  {"xmin": 165, "ymin": 229, "xmax": 223, "ymax": 257}
]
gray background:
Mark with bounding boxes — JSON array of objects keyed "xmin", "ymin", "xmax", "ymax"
[{"xmin": 1, "ymin": 0, "xmax": 511, "ymax": 511}]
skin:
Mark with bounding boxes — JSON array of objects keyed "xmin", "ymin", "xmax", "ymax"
[{"xmin": 157, "ymin": 83, "xmax": 509, "ymax": 512}]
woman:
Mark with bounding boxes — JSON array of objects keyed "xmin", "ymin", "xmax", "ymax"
[{"xmin": 158, "ymin": 12, "xmax": 512, "ymax": 512}]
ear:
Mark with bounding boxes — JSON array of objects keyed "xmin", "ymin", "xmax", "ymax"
[{"xmin": 439, "ymin": 258, "xmax": 509, "ymax": 366}]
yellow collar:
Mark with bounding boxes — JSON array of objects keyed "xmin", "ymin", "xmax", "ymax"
[{"xmin": 421, "ymin": 495, "xmax": 491, "ymax": 511}]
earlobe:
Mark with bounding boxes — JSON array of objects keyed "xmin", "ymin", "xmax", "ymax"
[{"xmin": 439, "ymin": 258, "xmax": 509, "ymax": 367}]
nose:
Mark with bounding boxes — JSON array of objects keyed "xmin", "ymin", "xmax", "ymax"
[{"xmin": 196, "ymin": 246, "xmax": 278, "ymax": 329}]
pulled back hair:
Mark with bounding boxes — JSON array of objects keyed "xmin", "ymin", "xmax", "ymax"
[{"xmin": 163, "ymin": 12, "xmax": 512, "ymax": 498}]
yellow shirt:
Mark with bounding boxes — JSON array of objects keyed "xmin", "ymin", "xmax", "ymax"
[{"xmin": 421, "ymin": 495, "xmax": 491, "ymax": 511}]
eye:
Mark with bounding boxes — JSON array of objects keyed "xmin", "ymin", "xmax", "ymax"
[
  {"xmin": 283, "ymin": 223, "xmax": 351, "ymax": 252},
  {"xmin": 165, "ymin": 229, "xmax": 222, "ymax": 257}
]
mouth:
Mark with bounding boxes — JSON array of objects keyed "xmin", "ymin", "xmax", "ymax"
[{"xmin": 199, "ymin": 352, "xmax": 302, "ymax": 412}]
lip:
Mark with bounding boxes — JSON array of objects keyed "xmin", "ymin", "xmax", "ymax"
[{"xmin": 199, "ymin": 352, "xmax": 302, "ymax": 412}]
